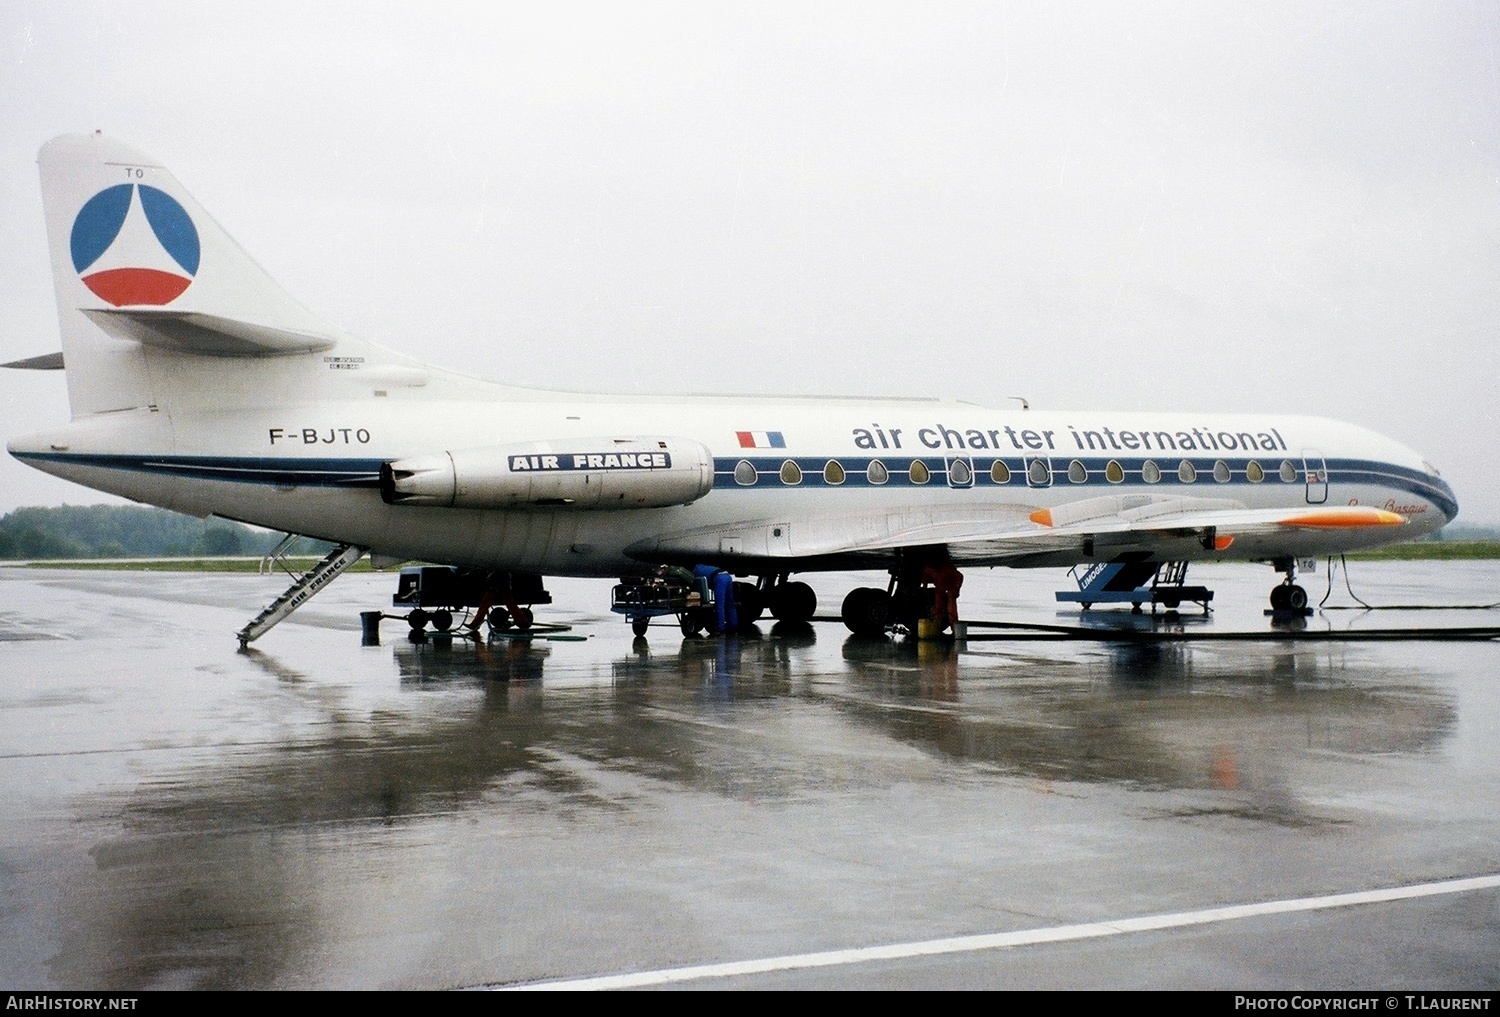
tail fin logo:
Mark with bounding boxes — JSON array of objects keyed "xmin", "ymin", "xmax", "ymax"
[{"xmin": 70, "ymin": 184, "xmax": 199, "ymax": 306}]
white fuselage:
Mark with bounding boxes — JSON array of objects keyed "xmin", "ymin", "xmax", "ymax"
[{"xmin": 10, "ymin": 389, "xmax": 1458, "ymax": 577}]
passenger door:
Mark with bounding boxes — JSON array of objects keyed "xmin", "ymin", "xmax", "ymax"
[{"xmin": 1302, "ymin": 449, "xmax": 1328, "ymax": 504}]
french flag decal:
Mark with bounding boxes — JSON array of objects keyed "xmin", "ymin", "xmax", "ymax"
[{"xmin": 737, "ymin": 430, "xmax": 786, "ymax": 449}]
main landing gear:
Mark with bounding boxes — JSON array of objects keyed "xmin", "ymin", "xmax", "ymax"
[
  {"xmin": 613, "ymin": 570, "xmax": 810, "ymax": 637},
  {"xmin": 841, "ymin": 561, "xmax": 963, "ymax": 638},
  {"xmin": 760, "ymin": 574, "xmax": 817, "ymax": 625},
  {"xmin": 1269, "ymin": 558, "xmax": 1310, "ymax": 612},
  {"xmin": 676, "ymin": 575, "xmax": 815, "ymax": 635},
  {"xmin": 841, "ymin": 586, "xmax": 892, "ymax": 636},
  {"xmin": 677, "ymin": 573, "xmax": 818, "ymax": 634}
]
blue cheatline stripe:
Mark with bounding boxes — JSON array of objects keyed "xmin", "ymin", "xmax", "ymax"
[
  {"xmin": 709, "ymin": 454, "xmax": 1456, "ymax": 514},
  {"xmin": 11, "ymin": 451, "xmax": 384, "ymax": 489},
  {"xmin": 11, "ymin": 450, "xmax": 1456, "ymax": 518}
]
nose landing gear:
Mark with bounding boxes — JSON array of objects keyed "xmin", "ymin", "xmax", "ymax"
[
  {"xmin": 1270, "ymin": 583, "xmax": 1309, "ymax": 611},
  {"xmin": 1268, "ymin": 558, "xmax": 1311, "ymax": 614}
]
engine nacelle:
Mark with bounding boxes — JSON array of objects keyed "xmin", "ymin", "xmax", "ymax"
[{"xmin": 380, "ymin": 436, "xmax": 715, "ymax": 510}]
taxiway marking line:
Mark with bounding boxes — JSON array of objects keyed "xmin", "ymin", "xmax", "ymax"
[{"xmin": 498, "ymin": 873, "xmax": 1500, "ymax": 990}]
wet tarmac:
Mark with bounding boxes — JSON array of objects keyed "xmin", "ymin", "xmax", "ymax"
[{"xmin": 0, "ymin": 560, "xmax": 1497, "ymax": 989}]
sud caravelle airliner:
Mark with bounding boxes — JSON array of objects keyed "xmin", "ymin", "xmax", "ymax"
[{"xmin": 3, "ymin": 134, "xmax": 1459, "ymax": 643}]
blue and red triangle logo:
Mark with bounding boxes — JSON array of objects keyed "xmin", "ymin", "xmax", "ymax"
[{"xmin": 70, "ymin": 183, "xmax": 199, "ymax": 306}]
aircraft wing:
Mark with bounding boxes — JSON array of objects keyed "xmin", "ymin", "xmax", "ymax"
[{"xmin": 632, "ymin": 494, "xmax": 1405, "ymax": 567}]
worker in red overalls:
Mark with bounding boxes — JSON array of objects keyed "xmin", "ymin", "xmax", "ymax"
[{"xmin": 920, "ymin": 562, "xmax": 964, "ymax": 632}]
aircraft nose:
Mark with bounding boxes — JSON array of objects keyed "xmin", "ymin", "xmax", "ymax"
[{"xmin": 1438, "ymin": 477, "xmax": 1459, "ymax": 525}]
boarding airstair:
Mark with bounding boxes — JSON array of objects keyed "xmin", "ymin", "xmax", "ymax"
[
  {"xmin": 1055, "ymin": 559, "xmax": 1213, "ymax": 613},
  {"xmin": 237, "ymin": 541, "xmax": 368, "ymax": 646}
]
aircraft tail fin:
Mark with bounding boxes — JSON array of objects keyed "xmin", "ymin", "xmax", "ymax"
[{"xmin": 36, "ymin": 133, "xmax": 380, "ymax": 416}]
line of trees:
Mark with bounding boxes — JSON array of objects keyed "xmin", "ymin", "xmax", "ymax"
[{"xmin": 0, "ymin": 505, "xmax": 331, "ymax": 559}]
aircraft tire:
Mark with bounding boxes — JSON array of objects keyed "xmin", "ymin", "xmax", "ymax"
[
  {"xmin": 841, "ymin": 587, "xmax": 890, "ymax": 636},
  {"xmin": 1270, "ymin": 586, "xmax": 1289, "ymax": 610},
  {"xmin": 733, "ymin": 581, "xmax": 764, "ymax": 625},
  {"xmin": 1286, "ymin": 584, "xmax": 1308, "ymax": 611},
  {"xmin": 770, "ymin": 581, "xmax": 817, "ymax": 624}
]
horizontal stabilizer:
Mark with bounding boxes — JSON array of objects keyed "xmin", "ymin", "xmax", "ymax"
[
  {"xmin": 1, "ymin": 352, "xmax": 65, "ymax": 370},
  {"xmin": 83, "ymin": 308, "xmax": 337, "ymax": 358}
]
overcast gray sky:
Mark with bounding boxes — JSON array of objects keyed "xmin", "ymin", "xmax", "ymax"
[{"xmin": 3, "ymin": 1, "xmax": 1497, "ymax": 522}]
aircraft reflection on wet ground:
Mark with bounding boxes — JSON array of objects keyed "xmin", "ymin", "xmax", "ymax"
[
  {"xmin": 1, "ymin": 561, "xmax": 1496, "ymax": 988},
  {"xmin": 218, "ymin": 600, "xmax": 1462, "ymax": 832}
]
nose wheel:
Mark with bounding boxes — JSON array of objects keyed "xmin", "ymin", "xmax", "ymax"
[
  {"xmin": 1269, "ymin": 583, "xmax": 1308, "ymax": 611},
  {"xmin": 1268, "ymin": 557, "xmax": 1310, "ymax": 612}
]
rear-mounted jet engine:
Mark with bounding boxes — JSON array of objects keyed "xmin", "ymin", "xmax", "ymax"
[{"xmin": 380, "ymin": 436, "xmax": 715, "ymax": 509}]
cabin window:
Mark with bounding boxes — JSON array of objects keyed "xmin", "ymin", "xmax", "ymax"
[
  {"xmin": 1279, "ymin": 460, "xmax": 1298, "ymax": 482},
  {"xmin": 1141, "ymin": 460, "xmax": 1161, "ymax": 484},
  {"xmin": 824, "ymin": 460, "xmax": 846, "ymax": 485},
  {"xmin": 1213, "ymin": 460, "xmax": 1231, "ymax": 483},
  {"xmin": 948, "ymin": 458, "xmax": 972, "ymax": 486},
  {"xmin": 1068, "ymin": 460, "xmax": 1088, "ymax": 483},
  {"xmin": 734, "ymin": 460, "xmax": 757, "ymax": 486},
  {"xmin": 909, "ymin": 460, "xmax": 931, "ymax": 484},
  {"xmin": 1028, "ymin": 457, "xmax": 1051, "ymax": 486},
  {"xmin": 780, "ymin": 460, "xmax": 802, "ymax": 485},
  {"xmin": 1105, "ymin": 460, "xmax": 1124, "ymax": 484},
  {"xmin": 991, "ymin": 460, "xmax": 1011, "ymax": 484},
  {"xmin": 867, "ymin": 460, "xmax": 889, "ymax": 485},
  {"xmin": 1178, "ymin": 460, "xmax": 1197, "ymax": 483},
  {"xmin": 1246, "ymin": 460, "xmax": 1265, "ymax": 482}
]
